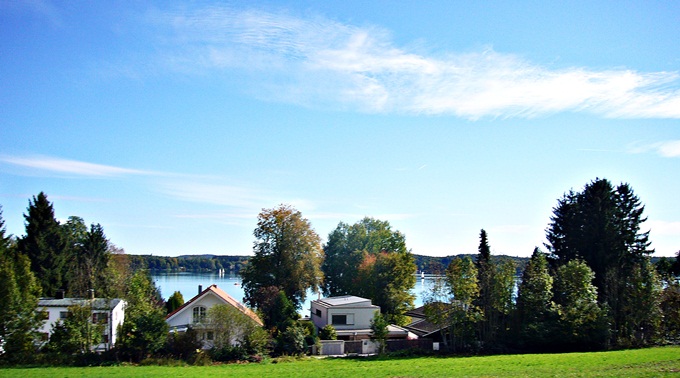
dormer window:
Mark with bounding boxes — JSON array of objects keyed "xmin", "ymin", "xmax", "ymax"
[{"xmin": 193, "ymin": 306, "xmax": 207, "ymax": 323}]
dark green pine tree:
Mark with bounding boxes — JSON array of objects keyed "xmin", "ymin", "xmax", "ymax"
[
  {"xmin": 475, "ymin": 229, "xmax": 495, "ymax": 344},
  {"xmin": 17, "ymin": 192, "xmax": 68, "ymax": 297},
  {"xmin": 545, "ymin": 178, "xmax": 656, "ymax": 347}
]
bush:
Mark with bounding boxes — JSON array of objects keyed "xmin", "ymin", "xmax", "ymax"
[{"xmin": 319, "ymin": 324, "xmax": 337, "ymax": 340}]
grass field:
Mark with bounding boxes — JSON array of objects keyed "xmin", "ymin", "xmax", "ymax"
[{"xmin": 1, "ymin": 346, "xmax": 678, "ymax": 377}]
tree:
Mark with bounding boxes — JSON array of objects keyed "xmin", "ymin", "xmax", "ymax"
[
  {"xmin": 117, "ymin": 270, "xmax": 168, "ymax": 362},
  {"xmin": 545, "ymin": 178, "xmax": 655, "ymax": 347},
  {"xmin": 0, "ymin": 207, "xmax": 43, "ymax": 364},
  {"xmin": 166, "ymin": 291, "xmax": 185, "ymax": 314},
  {"xmin": 473, "ymin": 230, "xmax": 515, "ymax": 347},
  {"xmin": 441, "ymin": 256, "xmax": 482, "ymax": 352},
  {"xmin": 207, "ymin": 304, "xmax": 259, "ymax": 350},
  {"xmin": 370, "ymin": 311, "xmax": 389, "ymax": 354},
  {"xmin": 319, "ymin": 324, "xmax": 337, "ymax": 340},
  {"xmin": 552, "ymin": 260, "xmax": 607, "ymax": 350},
  {"xmin": 44, "ymin": 304, "xmax": 103, "ymax": 355},
  {"xmin": 322, "ymin": 217, "xmax": 416, "ymax": 325},
  {"xmin": 516, "ymin": 248, "xmax": 555, "ymax": 349},
  {"xmin": 17, "ymin": 192, "xmax": 68, "ymax": 296},
  {"xmin": 66, "ymin": 220, "xmax": 110, "ymax": 298},
  {"xmin": 241, "ymin": 205, "xmax": 324, "ymax": 310}
]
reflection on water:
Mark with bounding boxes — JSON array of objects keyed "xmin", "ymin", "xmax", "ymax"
[{"xmin": 152, "ymin": 272, "xmax": 437, "ymax": 316}]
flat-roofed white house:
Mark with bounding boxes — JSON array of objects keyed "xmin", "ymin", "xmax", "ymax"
[
  {"xmin": 36, "ymin": 295, "xmax": 126, "ymax": 351},
  {"xmin": 310, "ymin": 295, "xmax": 413, "ymax": 340},
  {"xmin": 166, "ymin": 284, "xmax": 263, "ymax": 349}
]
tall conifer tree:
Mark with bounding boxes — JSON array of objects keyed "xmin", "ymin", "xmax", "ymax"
[{"xmin": 17, "ymin": 192, "xmax": 67, "ymax": 297}]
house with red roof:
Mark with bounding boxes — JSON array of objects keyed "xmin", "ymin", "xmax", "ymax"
[{"xmin": 166, "ymin": 284, "xmax": 263, "ymax": 348}]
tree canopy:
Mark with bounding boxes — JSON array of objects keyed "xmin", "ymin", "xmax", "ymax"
[
  {"xmin": 322, "ymin": 217, "xmax": 416, "ymax": 325},
  {"xmin": 241, "ymin": 204, "xmax": 324, "ymax": 310}
]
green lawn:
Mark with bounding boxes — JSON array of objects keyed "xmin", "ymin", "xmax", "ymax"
[{"xmin": 1, "ymin": 346, "xmax": 678, "ymax": 377}]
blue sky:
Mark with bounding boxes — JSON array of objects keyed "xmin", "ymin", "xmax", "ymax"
[{"xmin": 1, "ymin": 1, "xmax": 678, "ymax": 258}]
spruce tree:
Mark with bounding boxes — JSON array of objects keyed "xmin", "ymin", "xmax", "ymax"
[
  {"xmin": 17, "ymin": 192, "xmax": 67, "ymax": 296},
  {"xmin": 475, "ymin": 229, "xmax": 495, "ymax": 344},
  {"xmin": 545, "ymin": 178, "xmax": 656, "ymax": 347}
]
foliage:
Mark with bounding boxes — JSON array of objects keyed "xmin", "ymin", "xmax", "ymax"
[
  {"xmin": 370, "ymin": 311, "xmax": 389, "ymax": 354},
  {"xmin": 322, "ymin": 217, "xmax": 416, "ymax": 325},
  {"xmin": 474, "ymin": 230, "xmax": 516, "ymax": 349},
  {"xmin": 319, "ymin": 324, "xmax": 337, "ymax": 340},
  {"xmin": 165, "ymin": 291, "xmax": 184, "ymax": 315},
  {"xmin": 441, "ymin": 256, "xmax": 482, "ymax": 352},
  {"xmin": 241, "ymin": 205, "xmax": 324, "ymax": 310},
  {"xmin": 43, "ymin": 304, "xmax": 103, "ymax": 355},
  {"xmin": 545, "ymin": 178, "xmax": 655, "ymax": 347},
  {"xmin": 163, "ymin": 327, "xmax": 202, "ymax": 362},
  {"xmin": 552, "ymin": 260, "xmax": 607, "ymax": 350},
  {"xmin": 129, "ymin": 254, "xmax": 251, "ymax": 273},
  {"xmin": 207, "ymin": 304, "xmax": 260, "ymax": 349},
  {"xmin": 253, "ymin": 288, "xmax": 299, "ymax": 333},
  {"xmin": 66, "ymin": 221, "xmax": 110, "ymax": 298},
  {"xmin": 515, "ymin": 248, "xmax": 555, "ymax": 349},
  {"xmin": 117, "ymin": 271, "xmax": 169, "ymax": 362},
  {"xmin": 0, "ymin": 207, "xmax": 43, "ymax": 364},
  {"xmin": 17, "ymin": 192, "xmax": 68, "ymax": 297},
  {"xmin": 276, "ymin": 324, "xmax": 306, "ymax": 356},
  {"xmin": 659, "ymin": 282, "xmax": 680, "ymax": 343}
]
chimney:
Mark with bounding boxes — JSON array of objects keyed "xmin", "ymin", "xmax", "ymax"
[
  {"xmin": 56, "ymin": 289, "xmax": 65, "ymax": 300},
  {"xmin": 89, "ymin": 289, "xmax": 95, "ymax": 300},
  {"xmin": 198, "ymin": 285, "xmax": 202, "ymax": 295}
]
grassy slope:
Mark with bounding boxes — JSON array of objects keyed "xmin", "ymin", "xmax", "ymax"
[{"xmin": 1, "ymin": 346, "xmax": 678, "ymax": 377}]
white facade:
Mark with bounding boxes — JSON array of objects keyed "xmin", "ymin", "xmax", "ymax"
[
  {"xmin": 166, "ymin": 285, "xmax": 263, "ymax": 349},
  {"xmin": 36, "ymin": 297, "xmax": 126, "ymax": 351},
  {"xmin": 311, "ymin": 295, "xmax": 380, "ymax": 339}
]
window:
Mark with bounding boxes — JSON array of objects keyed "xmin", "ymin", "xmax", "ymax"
[
  {"xmin": 193, "ymin": 306, "xmax": 207, "ymax": 323},
  {"xmin": 92, "ymin": 312, "xmax": 108, "ymax": 324},
  {"xmin": 101, "ymin": 334, "xmax": 109, "ymax": 343},
  {"xmin": 59, "ymin": 311, "xmax": 69, "ymax": 319},
  {"xmin": 331, "ymin": 314, "xmax": 354, "ymax": 325},
  {"xmin": 315, "ymin": 309, "xmax": 322, "ymax": 317},
  {"xmin": 332, "ymin": 315, "xmax": 347, "ymax": 325},
  {"xmin": 206, "ymin": 331, "xmax": 214, "ymax": 341}
]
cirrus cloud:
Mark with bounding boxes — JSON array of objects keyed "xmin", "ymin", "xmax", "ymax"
[{"xmin": 144, "ymin": 5, "xmax": 680, "ymax": 120}]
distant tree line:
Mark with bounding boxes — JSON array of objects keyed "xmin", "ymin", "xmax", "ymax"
[{"xmin": 127, "ymin": 254, "xmax": 250, "ymax": 272}]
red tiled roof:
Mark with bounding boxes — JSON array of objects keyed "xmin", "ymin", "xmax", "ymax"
[{"xmin": 165, "ymin": 284, "xmax": 263, "ymax": 326}]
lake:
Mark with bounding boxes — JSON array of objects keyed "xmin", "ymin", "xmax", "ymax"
[{"xmin": 152, "ymin": 271, "xmax": 436, "ymax": 316}]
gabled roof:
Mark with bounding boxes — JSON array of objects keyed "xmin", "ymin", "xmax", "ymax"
[{"xmin": 166, "ymin": 284, "xmax": 263, "ymax": 326}]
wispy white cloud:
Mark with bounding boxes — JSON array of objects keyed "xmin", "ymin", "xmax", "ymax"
[
  {"xmin": 0, "ymin": 155, "xmax": 158, "ymax": 177},
  {"xmin": 145, "ymin": 5, "xmax": 680, "ymax": 119},
  {"xmin": 628, "ymin": 140, "xmax": 680, "ymax": 158}
]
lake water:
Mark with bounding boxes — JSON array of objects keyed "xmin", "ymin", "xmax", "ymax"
[{"xmin": 152, "ymin": 271, "xmax": 436, "ymax": 316}]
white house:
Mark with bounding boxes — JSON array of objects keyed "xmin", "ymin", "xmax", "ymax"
[
  {"xmin": 310, "ymin": 295, "xmax": 413, "ymax": 340},
  {"xmin": 165, "ymin": 284, "xmax": 263, "ymax": 349},
  {"xmin": 36, "ymin": 295, "xmax": 126, "ymax": 351}
]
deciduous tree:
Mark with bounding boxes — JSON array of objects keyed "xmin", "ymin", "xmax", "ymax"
[
  {"xmin": 0, "ymin": 207, "xmax": 43, "ymax": 363},
  {"xmin": 322, "ymin": 218, "xmax": 416, "ymax": 325},
  {"xmin": 241, "ymin": 205, "xmax": 324, "ymax": 310}
]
